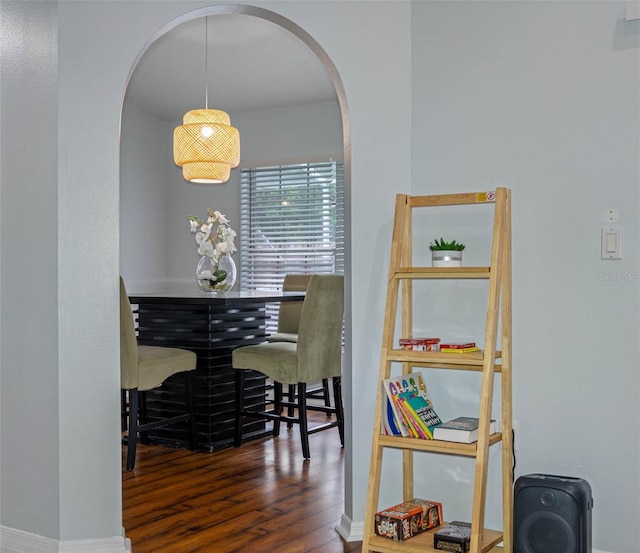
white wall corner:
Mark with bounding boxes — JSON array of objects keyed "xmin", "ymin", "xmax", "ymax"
[
  {"xmin": 0, "ymin": 526, "xmax": 131, "ymax": 553},
  {"xmin": 335, "ymin": 513, "xmax": 364, "ymax": 543},
  {"xmin": 626, "ymin": 0, "xmax": 640, "ymax": 20}
]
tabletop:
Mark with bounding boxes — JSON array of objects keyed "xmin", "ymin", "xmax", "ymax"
[{"xmin": 128, "ymin": 289, "xmax": 305, "ymax": 306}]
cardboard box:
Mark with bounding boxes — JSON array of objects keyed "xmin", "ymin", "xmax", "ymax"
[
  {"xmin": 399, "ymin": 338, "xmax": 441, "ymax": 351},
  {"xmin": 374, "ymin": 498, "xmax": 443, "ymax": 542},
  {"xmin": 434, "ymin": 520, "xmax": 472, "ymax": 552}
]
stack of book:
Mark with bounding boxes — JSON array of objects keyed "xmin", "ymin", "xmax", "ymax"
[
  {"xmin": 439, "ymin": 341, "xmax": 480, "ymax": 353},
  {"xmin": 382, "ymin": 371, "xmax": 443, "ymax": 438}
]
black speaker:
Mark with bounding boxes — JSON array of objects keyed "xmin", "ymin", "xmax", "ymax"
[{"xmin": 514, "ymin": 473, "xmax": 593, "ymax": 553}]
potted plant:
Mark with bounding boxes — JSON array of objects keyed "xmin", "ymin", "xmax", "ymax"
[{"xmin": 429, "ymin": 238, "xmax": 465, "ymax": 267}]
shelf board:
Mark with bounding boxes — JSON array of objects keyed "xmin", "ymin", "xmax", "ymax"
[
  {"xmin": 393, "ymin": 267, "xmax": 491, "ymax": 279},
  {"xmin": 385, "ymin": 349, "xmax": 502, "ymax": 370},
  {"xmin": 379, "ymin": 433, "xmax": 503, "ymax": 456},
  {"xmin": 408, "ymin": 191, "xmax": 498, "ymax": 207},
  {"xmin": 367, "ymin": 524, "xmax": 503, "ymax": 553}
]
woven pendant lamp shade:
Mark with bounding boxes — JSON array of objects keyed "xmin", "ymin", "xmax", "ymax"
[{"xmin": 173, "ymin": 109, "xmax": 240, "ymax": 184}]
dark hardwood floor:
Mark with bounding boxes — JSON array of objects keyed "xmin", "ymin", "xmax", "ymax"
[{"xmin": 122, "ymin": 414, "xmax": 362, "ymax": 553}]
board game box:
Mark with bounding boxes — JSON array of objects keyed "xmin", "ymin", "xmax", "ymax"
[
  {"xmin": 433, "ymin": 520, "xmax": 472, "ymax": 552},
  {"xmin": 374, "ymin": 498, "xmax": 443, "ymax": 542},
  {"xmin": 399, "ymin": 338, "xmax": 441, "ymax": 351}
]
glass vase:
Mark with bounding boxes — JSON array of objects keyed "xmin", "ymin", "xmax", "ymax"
[{"xmin": 196, "ymin": 253, "xmax": 237, "ymax": 293}]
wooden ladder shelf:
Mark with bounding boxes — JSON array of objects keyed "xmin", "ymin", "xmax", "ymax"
[{"xmin": 361, "ymin": 188, "xmax": 513, "ymax": 553}]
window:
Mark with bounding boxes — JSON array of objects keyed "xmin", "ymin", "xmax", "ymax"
[{"xmin": 240, "ymin": 161, "xmax": 344, "ymax": 329}]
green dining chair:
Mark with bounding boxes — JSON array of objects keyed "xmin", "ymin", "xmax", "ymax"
[
  {"xmin": 120, "ymin": 277, "xmax": 197, "ymax": 470},
  {"xmin": 268, "ymin": 274, "xmax": 332, "ymax": 416},
  {"xmin": 267, "ymin": 274, "xmax": 312, "ymax": 343},
  {"xmin": 232, "ymin": 274, "xmax": 344, "ymax": 459}
]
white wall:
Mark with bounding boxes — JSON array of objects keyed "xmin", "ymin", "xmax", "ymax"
[
  {"xmin": 120, "ymin": 101, "xmax": 171, "ymax": 292},
  {"xmin": 2, "ymin": 1, "xmax": 636, "ymax": 552},
  {"xmin": 0, "ymin": 0, "xmax": 61, "ymax": 538},
  {"xmin": 2, "ymin": 0, "xmax": 411, "ymax": 548},
  {"xmin": 411, "ymin": 2, "xmax": 640, "ymax": 551}
]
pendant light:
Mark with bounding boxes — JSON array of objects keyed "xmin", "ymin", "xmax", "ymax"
[{"xmin": 173, "ymin": 18, "xmax": 240, "ymax": 184}]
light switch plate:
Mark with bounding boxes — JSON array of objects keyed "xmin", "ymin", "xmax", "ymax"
[{"xmin": 601, "ymin": 226, "xmax": 621, "ymax": 259}]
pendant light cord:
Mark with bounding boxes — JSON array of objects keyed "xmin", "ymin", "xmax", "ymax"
[{"xmin": 204, "ymin": 17, "xmax": 209, "ymax": 110}]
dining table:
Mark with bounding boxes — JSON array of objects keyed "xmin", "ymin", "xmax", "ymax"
[{"xmin": 127, "ymin": 289, "xmax": 305, "ymax": 452}]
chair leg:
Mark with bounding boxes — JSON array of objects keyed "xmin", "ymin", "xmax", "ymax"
[
  {"xmin": 185, "ymin": 371, "xmax": 197, "ymax": 451},
  {"xmin": 126, "ymin": 389, "xmax": 139, "ymax": 471},
  {"xmin": 286, "ymin": 384, "xmax": 296, "ymax": 428},
  {"xmin": 138, "ymin": 390, "xmax": 149, "ymax": 444},
  {"xmin": 321, "ymin": 378, "xmax": 331, "ymax": 413},
  {"xmin": 273, "ymin": 382, "xmax": 283, "ymax": 437},
  {"xmin": 297, "ymin": 382, "xmax": 311, "ymax": 460},
  {"xmin": 303, "ymin": 380, "xmax": 332, "ymax": 416},
  {"xmin": 121, "ymin": 390, "xmax": 128, "ymax": 432},
  {"xmin": 234, "ymin": 369, "xmax": 245, "ymax": 448},
  {"xmin": 333, "ymin": 377, "xmax": 345, "ymax": 446}
]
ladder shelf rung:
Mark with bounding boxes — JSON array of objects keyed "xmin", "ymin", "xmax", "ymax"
[
  {"xmin": 408, "ymin": 191, "xmax": 499, "ymax": 207},
  {"xmin": 385, "ymin": 349, "xmax": 502, "ymax": 370},
  {"xmin": 393, "ymin": 267, "xmax": 491, "ymax": 279},
  {"xmin": 378, "ymin": 433, "xmax": 503, "ymax": 456}
]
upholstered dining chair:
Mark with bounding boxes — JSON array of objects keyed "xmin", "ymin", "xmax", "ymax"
[
  {"xmin": 232, "ymin": 274, "xmax": 344, "ymax": 459},
  {"xmin": 120, "ymin": 277, "xmax": 197, "ymax": 470},
  {"xmin": 267, "ymin": 274, "xmax": 331, "ymax": 414},
  {"xmin": 267, "ymin": 274, "xmax": 312, "ymax": 343}
]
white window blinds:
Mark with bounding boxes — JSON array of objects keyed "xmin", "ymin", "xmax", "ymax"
[{"xmin": 239, "ymin": 161, "xmax": 344, "ymax": 293}]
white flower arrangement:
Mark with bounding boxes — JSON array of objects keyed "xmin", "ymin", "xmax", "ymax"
[
  {"xmin": 188, "ymin": 209, "xmax": 237, "ymax": 290},
  {"xmin": 188, "ymin": 209, "xmax": 237, "ymax": 259}
]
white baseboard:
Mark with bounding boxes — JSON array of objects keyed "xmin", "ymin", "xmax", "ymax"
[
  {"xmin": 0, "ymin": 526, "xmax": 131, "ymax": 553},
  {"xmin": 335, "ymin": 513, "xmax": 364, "ymax": 542},
  {"xmin": 0, "ymin": 526, "xmax": 57, "ymax": 553},
  {"xmin": 1, "ymin": 521, "xmax": 614, "ymax": 553}
]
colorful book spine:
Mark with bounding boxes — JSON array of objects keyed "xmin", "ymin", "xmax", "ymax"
[
  {"xmin": 402, "ymin": 393, "xmax": 442, "ymax": 439},
  {"xmin": 382, "ymin": 372, "xmax": 442, "ymax": 440},
  {"xmin": 439, "ymin": 342, "xmax": 476, "ymax": 349},
  {"xmin": 394, "ymin": 396, "xmax": 428, "ymax": 439},
  {"xmin": 440, "ymin": 347, "xmax": 480, "ymax": 353},
  {"xmin": 384, "ymin": 381, "xmax": 411, "ymax": 437},
  {"xmin": 400, "ymin": 399, "xmax": 434, "ymax": 439},
  {"xmin": 382, "ymin": 398, "xmax": 402, "ymax": 436}
]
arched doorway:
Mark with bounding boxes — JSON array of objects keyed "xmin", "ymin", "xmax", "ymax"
[{"xmin": 119, "ymin": 2, "xmax": 352, "ymax": 541}]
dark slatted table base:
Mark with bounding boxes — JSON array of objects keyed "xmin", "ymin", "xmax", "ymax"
[{"xmin": 134, "ymin": 301, "xmax": 271, "ymax": 451}]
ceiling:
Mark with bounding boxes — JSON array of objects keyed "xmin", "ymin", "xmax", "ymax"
[{"xmin": 125, "ymin": 14, "xmax": 337, "ymax": 122}]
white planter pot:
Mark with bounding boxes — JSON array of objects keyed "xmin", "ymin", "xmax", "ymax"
[{"xmin": 432, "ymin": 250, "xmax": 463, "ymax": 267}]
